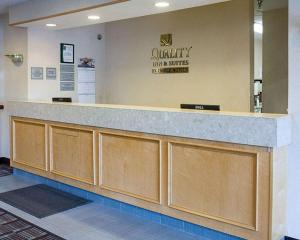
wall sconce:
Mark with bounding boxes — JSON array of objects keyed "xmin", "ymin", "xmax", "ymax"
[{"xmin": 5, "ymin": 54, "xmax": 24, "ymax": 65}]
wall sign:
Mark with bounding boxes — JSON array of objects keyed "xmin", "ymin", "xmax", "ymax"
[
  {"xmin": 60, "ymin": 64, "xmax": 75, "ymax": 91},
  {"xmin": 60, "ymin": 82, "xmax": 75, "ymax": 91},
  {"xmin": 151, "ymin": 34, "xmax": 192, "ymax": 74},
  {"xmin": 31, "ymin": 67, "xmax": 43, "ymax": 80},
  {"xmin": 46, "ymin": 67, "xmax": 56, "ymax": 80},
  {"xmin": 60, "ymin": 43, "xmax": 74, "ymax": 64}
]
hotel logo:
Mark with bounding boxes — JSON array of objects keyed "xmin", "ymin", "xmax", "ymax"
[
  {"xmin": 160, "ymin": 34, "xmax": 173, "ymax": 47},
  {"xmin": 152, "ymin": 34, "xmax": 192, "ymax": 74}
]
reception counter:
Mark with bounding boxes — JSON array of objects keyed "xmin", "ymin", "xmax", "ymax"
[{"xmin": 8, "ymin": 100, "xmax": 291, "ymax": 240}]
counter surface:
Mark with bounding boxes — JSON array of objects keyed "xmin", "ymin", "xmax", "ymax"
[{"xmin": 8, "ymin": 100, "xmax": 291, "ymax": 147}]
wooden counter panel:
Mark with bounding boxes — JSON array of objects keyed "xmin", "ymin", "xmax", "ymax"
[
  {"xmin": 10, "ymin": 117, "xmax": 286, "ymax": 240},
  {"xmin": 168, "ymin": 142, "xmax": 258, "ymax": 230},
  {"xmin": 100, "ymin": 132, "xmax": 161, "ymax": 204},
  {"xmin": 49, "ymin": 125, "xmax": 96, "ymax": 185},
  {"xmin": 12, "ymin": 119, "xmax": 47, "ymax": 171}
]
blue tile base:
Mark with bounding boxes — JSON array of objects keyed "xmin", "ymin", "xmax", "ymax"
[{"xmin": 13, "ymin": 168, "xmax": 243, "ymax": 240}]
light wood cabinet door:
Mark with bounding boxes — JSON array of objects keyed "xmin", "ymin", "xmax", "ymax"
[
  {"xmin": 168, "ymin": 141, "xmax": 258, "ymax": 230},
  {"xmin": 100, "ymin": 132, "xmax": 161, "ymax": 204},
  {"xmin": 12, "ymin": 119, "xmax": 47, "ymax": 171},
  {"xmin": 49, "ymin": 125, "xmax": 96, "ymax": 185}
]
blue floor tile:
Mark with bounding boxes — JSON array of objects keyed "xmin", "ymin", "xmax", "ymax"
[{"xmin": 13, "ymin": 168, "xmax": 245, "ymax": 240}]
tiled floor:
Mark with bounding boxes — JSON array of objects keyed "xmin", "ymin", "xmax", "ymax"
[{"xmin": 0, "ymin": 175, "xmax": 210, "ymax": 240}]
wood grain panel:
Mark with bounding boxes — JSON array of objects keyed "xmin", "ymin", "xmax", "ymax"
[
  {"xmin": 100, "ymin": 132, "xmax": 161, "ymax": 204},
  {"xmin": 168, "ymin": 142, "xmax": 258, "ymax": 230},
  {"xmin": 12, "ymin": 119, "xmax": 47, "ymax": 171},
  {"xmin": 11, "ymin": 117, "xmax": 284, "ymax": 240},
  {"xmin": 49, "ymin": 125, "xmax": 96, "ymax": 185}
]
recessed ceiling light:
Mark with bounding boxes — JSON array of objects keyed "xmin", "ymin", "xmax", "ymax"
[
  {"xmin": 88, "ymin": 15, "xmax": 100, "ymax": 20},
  {"xmin": 46, "ymin": 23, "xmax": 56, "ymax": 27},
  {"xmin": 155, "ymin": 1, "xmax": 170, "ymax": 8}
]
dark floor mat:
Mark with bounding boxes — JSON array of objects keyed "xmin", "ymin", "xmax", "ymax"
[
  {"xmin": 0, "ymin": 166, "xmax": 12, "ymax": 177},
  {"xmin": 0, "ymin": 184, "xmax": 90, "ymax": 218},
  {"xmin": 0, "ymin": 207, "xmax": 65, "ymax": 239}
]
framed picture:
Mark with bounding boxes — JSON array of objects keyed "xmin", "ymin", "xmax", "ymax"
[
  {"xmin": 60, "ymin": 43, "xmax": 74, "ymax": 64},
  {"xmin": 46, "ymin": 67, "xmax": 56, "ymax": 80},
  {"xmin": 31, "ymin": 67, "xmax": 43, "ymax": 80}
]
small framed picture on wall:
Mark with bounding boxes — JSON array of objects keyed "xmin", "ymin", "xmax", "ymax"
[
  {"xmin": 60, "ymin": 43, "xmax": 74, "ymax": 64},
  {"xmin": 46, "ymin": 67, "xmax": 56, "ymax": 80},
  {"xmin": 31, "ymin": 67, "xmax": 43, "ymax": 80}
]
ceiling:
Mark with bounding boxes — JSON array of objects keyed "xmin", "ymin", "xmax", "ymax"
[
  {"xmin": 16, "ymin": 0, "xmax": 230, "ymax": 30},
  {"xmin": 0, "ymin": 0, "xmax": 28, "ymax": 14}
]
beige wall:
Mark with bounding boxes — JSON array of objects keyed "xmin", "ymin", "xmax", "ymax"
[
  {"xmin": 262, "ymin": 7, "xmax": 288, "ymax": 114},
  {"xmin": 103, "ymin": 0, "xmax": 253, "ymax": 111}
]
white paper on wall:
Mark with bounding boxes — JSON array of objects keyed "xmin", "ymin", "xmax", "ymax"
[
  {"xmin": 77, "ymin": 67, "xmax": 96, "ymax": 103},
  {"xmin": 78, "ymin": 68, "xmax": 96, "ymax": 83},
  {"xmin": 60, "ymin": 64, "xmax": 75, "ymax": 91},
  {"xmin": 78, "ymin": 94, "xmax": 96, "ymax": 103},
  {"xmin": 78, "ymin": 83, "xmax": 96, "ymax": 95}
]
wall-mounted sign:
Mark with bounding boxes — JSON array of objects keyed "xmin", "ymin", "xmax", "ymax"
[
  {"xmin": 60, "ymin": 82, "xmax": 75, "ymax": 91},
  {"xmin": 151, "ymin": 34, "xmax": 192, "ymax": 74},
  {"xmin": 31, "ymin": 67, "xmax": 43, "ymax": 80},
  {"xmin": 46, "ymin": 67, "xmax": 56, "ymax": 80},
  {"xmin": 60, "ymin": 43, "xmax": 74, "ymax": 64},
  {"xmin": 160, "ymin": 34, "xmax": 172, "ymax": 47},
  {"xmin": 60, "ymin": 64, "xmax": 75, "ymax": 91}
]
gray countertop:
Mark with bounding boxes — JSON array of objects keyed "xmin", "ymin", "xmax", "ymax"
[{"xmin": 7, "ymin": 100, "xmax": 291, "ymax": 148}]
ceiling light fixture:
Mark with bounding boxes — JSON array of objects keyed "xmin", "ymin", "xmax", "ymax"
[
  {"xmin": 155, "ymin": 1, "xmax": 170, "ymax": 8},
  {"xmin": 88, "ymin": 15, "xmax": 100, "ymax": 20},
  {"xmin": 46, "ymin": 23, "xmax": 56, "ymax": 27}
]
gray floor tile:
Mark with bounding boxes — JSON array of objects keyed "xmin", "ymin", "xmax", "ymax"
[{"xmin": 0, "ymin": 175, "xmax": 205, "ymax": 240}]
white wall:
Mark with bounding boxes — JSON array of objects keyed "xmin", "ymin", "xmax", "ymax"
[
  {"xmin": 0, "ymin": 14, "xmax": 28, "ymax": 158},
  {"xmin": 3, "ymin": 18, "xmax": 28, "ymax": 101},
  {"xmin": 0, "ymin": 15, "xmax": 5, "ymax": 158},
  {"xmin": 254, "ymin": 33, "xmax": 262, "ymax": 80},
  {"xmin": 0, "ymin": 16, "xmax": 4, "ymax": 100},
  {"xmin": 0, "ymin": 18, "xmax": 106, "ymax": 157},
  {"xmin": 28, "ymin": 24, "xmax": 106, "ymax": 102},
  {"xmin": 287, "ymin": 0, "xmax": 300, "ymax": 238}
]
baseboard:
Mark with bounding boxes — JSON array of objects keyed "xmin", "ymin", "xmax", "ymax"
[{"xmin": 0, "ymin": 157, "xmax": 10, "ymax": 165}]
